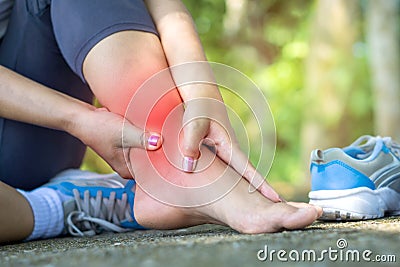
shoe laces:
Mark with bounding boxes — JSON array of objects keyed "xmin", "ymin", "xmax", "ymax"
[
  {"xmin": 350, "ymin": 135, "xmax": 400, "ymax": 160},
  {"xmin": 382, "ymin": 136, "xmax": 400, "ymax": 159},
  {"xmin": 66, "ymin": 189, "xmax": 133, "ymax": 236}
]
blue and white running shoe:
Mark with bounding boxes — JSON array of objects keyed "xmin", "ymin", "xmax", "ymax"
[
  {"xmin": 309, "ymin": 135, "xmax": 400, "ymax": 221},
  {"xmin": 45, "ymin": 169, "xmax": 145, "ymax": 236}
]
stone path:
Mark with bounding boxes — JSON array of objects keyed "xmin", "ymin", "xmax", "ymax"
[{"xmin": 1, "ymin": 217, "xmax": 399, "ymax": 267}]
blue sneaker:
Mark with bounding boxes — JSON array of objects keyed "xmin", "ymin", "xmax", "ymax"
[
  {"xmin": 309, "ymin": 135, "xmax": 400, "ymax": 221},
  {"xmin": 45, "ymin": 169, "xmax": 145, "ymax": 236}
]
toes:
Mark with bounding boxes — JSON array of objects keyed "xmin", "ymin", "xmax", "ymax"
[
  {"xmin": 311, "ymin": 204, "xmax": 323, "ymax": 217},
  {"xmin": 281, "ymin": 207, "xmax": 320, "ymax": 230},
  {"xmin": 287, "ymin": 202, "xmax": 323, "ymax": 217},
  {"xmin": 286, "ymin": 201, "xmax": 310, "ymax": 208},
  {"xmin": 234, "ymin": 203, "xmax": 314, "ymax": 234}
]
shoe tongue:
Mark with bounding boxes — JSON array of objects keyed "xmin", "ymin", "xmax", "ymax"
[
  {"xmin": 343, "ymin": 146, "xmax": 366, "ymax": 158},
  {"xmin": 124, "ymin": 180, "xmax": 136, "ymax": 192},
  {"xmin": 63, "ymin": 199, "xmax": 77, "ymax": 215},
  {"xmin": 344, "ymin": 137, "xmax": 384, "ymax": 160},
  {"xmin": 62, "ymin": 199, "xmax": 77, "ymax": 233}
]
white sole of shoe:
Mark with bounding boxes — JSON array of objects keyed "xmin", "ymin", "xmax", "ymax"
[{"xmin": 309, "ymin": 187, "xmax": 400, "ymax": 221}]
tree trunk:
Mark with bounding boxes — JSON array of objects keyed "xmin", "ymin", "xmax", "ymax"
[
  {"xmin": 301, "ymin": 0, "xmax": 359, "ymax": 172},
  {"xmin": 367, "ymin": 0, "xmax": 400, "ymax": 140}
]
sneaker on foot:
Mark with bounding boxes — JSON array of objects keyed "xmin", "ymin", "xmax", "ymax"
[
  {"xmin": 45, "ymin": 169, "xmax": 145, "ymax": 236},
  {"xmin": 308, "ymin": 135, "xmax": 400, "ymax": 221}
]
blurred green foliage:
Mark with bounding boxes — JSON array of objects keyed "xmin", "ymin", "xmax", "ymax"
[
  {"xmin": 181, "ymin": 0, "xmax": 315, "ymax": 188},
  {"xmin": 180, "ymin": 0, "xmax": 372, "ymax": 191}
]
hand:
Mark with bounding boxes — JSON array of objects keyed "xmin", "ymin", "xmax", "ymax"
[
  {"xmin": 180, "ymin": 99, "xmax": 281, "ymax": 202},
  {"xmin": 71, "ymin": 107, "xmax": 162, "ymax": 178}
]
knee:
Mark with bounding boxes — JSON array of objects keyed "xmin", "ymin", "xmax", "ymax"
[{"xmin": 82, "ymin": 31, "xmax": 169, "ymax": 115}]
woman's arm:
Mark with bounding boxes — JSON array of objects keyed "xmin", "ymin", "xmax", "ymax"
[
  {"xmin": 144, "ymin": 0, "xmax": 221, "ymax": 101},
  {"xmin": 0, "ymin": 65, "xmax": 161, "ymax": 178},
  {"xmin": 0, "ymin": 65, "xmax": 93, "ymax": 132},
  {"xmin": 144, "ymin": 0, "xmax": 224, "ymax": 167}
]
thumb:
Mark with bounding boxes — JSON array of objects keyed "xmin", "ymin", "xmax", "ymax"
[
  {"xmin": 122, "ymin": 122, "xmax": 162, "ymax": 150},
  {"xmin": 181, "ymin": 118, "xmax": 209, "ymax": 172}
]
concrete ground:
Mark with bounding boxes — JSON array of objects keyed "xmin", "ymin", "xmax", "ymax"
[{"xmin": 1, "ymin": 217, "xmax": 399, "ymax": 267}]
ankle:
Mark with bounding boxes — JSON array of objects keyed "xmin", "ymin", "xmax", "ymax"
[{"xmin": 18, "ymin": 188, "xmax": 65, "ymax": 240}]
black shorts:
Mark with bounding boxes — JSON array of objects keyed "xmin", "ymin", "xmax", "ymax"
[{"xmin": 0, "ymin": 0, "xmax": 158, "ymax": 190}]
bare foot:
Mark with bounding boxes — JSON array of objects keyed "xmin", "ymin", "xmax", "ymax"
[{"xmin": 132, "ymin": 145, "xmax": 321, "ymax": 234}]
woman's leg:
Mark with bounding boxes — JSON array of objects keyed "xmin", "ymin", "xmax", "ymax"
[
  {"xmin": 0, "ymin": 182, "xmax": 33, "ymax": 242},
  {"xmin": 83, "ymin": 31, "xmax": 320, "ymax": 233}
]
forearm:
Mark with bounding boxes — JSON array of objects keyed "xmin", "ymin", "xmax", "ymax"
[
  {"xmin": 0, "ymin": 65, "xmax": 94, "ymax": 136},
  {"xmin": 144, "ymin": 0, "xmax": 222, "ymax": 101}
]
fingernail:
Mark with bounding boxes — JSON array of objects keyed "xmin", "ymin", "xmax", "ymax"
[
  {"xmin": 182, "ymin": 156, "xmax": 197, "ymax": 172},
  {"xmin": 148, "ymin": 135, "xmax": 160, "ymax": 148}
]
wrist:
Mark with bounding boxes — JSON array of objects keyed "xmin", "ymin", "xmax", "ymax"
[
  {"xmin": 64, "ymin": 101, "xmax": 96, "ymax": 143},
  {"xmin": 179, "ymin": 83, "xmax": 222, "ymax": 102}
]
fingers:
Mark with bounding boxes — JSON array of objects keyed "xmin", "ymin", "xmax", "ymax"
[
  {"xmin": 114, "ymin": 162, "xmax": 133, "ymax": 179},
  {"xmin": 245, "ymin": 169, "xmax": 281, "ymax": 202},
  {"xmin": 180, "ymin": 118, "xmax": 209, "ymax": 172},
  {"xmin": 94, "ymin": 107, "xmax": 162, "ymax": 150},
  {"xmin": 143, "ymin": 132, "xmax": 163, "ymax": 150},
  {"xmin": 122, "ymin": 120, "xmax": 162, "ymax": 150},
  {"xmin": 257, "ymin": 180, "xmax": 282, "ymax": 203},
  {"xmin": 116, "ymin": 124, "xmax": 161, "ymax": 179},
  {"xmin": 219, "ymin": 144, "xmax": 281, "ymax": 202},
  {"xmin": 118, "ymin": 147, "xmax": 134, "ymax": 179}
]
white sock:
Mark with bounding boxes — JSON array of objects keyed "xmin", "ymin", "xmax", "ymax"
[{"xmin": 18, "ymin": 187, "xmax": 72, "ymax": 240}]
